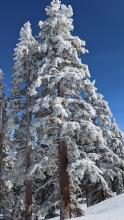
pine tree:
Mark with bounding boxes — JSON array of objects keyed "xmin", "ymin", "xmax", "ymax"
[
  {"xmin": 30, "ymin": 0, "xmax": 124, "ymax": 218},
  {"xmin": 92, "ymin": 92, "xmax": 124, "ymax": 158},
  {"xmin": 10, "ymin": 22, "xmax": 37, "ymax": 220},
  {"xmin": 0, "ymin": 70, "xmax": 14, "ymax": 218},
  {"xmin": 0, "ymin": 69, "xmax": 6, "ymax": 217},
  {"xmin": 84, "ymin": 90, "xmax": 124, "ymax": 203},
  {"xmin": 30, "ymin": 0, "xmax": 87, "ymax": 217}
]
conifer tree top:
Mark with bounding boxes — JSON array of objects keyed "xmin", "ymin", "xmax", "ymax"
[
  {"xmin": 44, "ymin": 0, "xmax": 73, "ymax": 18},
  {"xmin": 14, "ymin": 21, "xmax": 37, "ymax": 62},
  {"xmin": 46, "ymin": 0, "xmax": 61, "ymax": 14},
  {"xmin": 19, "ymin": 21, "xmax": 33, "ymax": 42}
]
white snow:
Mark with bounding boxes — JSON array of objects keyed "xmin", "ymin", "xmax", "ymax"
[{"xmin": 46, "ymin": 193, "xmax": 124, "ymax": 220}]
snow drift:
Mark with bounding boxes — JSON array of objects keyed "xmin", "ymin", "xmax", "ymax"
[{"xmin": 47, "ymin": 193, "xmax": 124, "ymax": 220}]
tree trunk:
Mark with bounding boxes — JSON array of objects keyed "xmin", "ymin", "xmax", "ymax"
[
  {"xmin": 25, "ymin": 56, "xmax": 32, "ymax": 220},
  {"xmin": 59, "ymin": 139, "xmax": 71, "ymax": 220},
  {"xmin": 25, "ymin": 145, "xmax": 32, "ymax": 220},
  {"xmin": 58, "ymin": 81, "xmax": 71, "ymax": 220}
]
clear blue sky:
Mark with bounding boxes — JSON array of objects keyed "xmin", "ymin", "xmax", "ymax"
[{"xmin": 0, "ymin": 0, "xmax": 124, "ymax": 130}]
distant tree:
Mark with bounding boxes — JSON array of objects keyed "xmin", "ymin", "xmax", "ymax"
[
  {"xmin": 92, "ymin": 93, "xmax": 124, "ymax": 157},
  {"xmin": 79, "ymin": 83, "xmax": 124, "ymax": 206},
  {"xmin": 0, "ymin": 70, "xmax": 14, "ymax": 218},
  {"xmin": 87, "ymin": 91, "xmax": 124, "ymax": 198},
  {"xmin": 0, "ymin": 69, "xmax": 5, "ymax": 215}
]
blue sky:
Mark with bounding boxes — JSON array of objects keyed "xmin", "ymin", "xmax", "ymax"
[{"xmin": 0, "ymin": 0, "xmax": 124, "ymax": 130}]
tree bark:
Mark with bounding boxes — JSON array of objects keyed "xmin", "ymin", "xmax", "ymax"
[
  {"xmin": 25, "ymin": 55, "xmax": 32, "ymax": 220},
  {"xmin": 25, "ymin": 144, "xmax": 32, "ymax": 220},
  {"xmin": 58, "ymin": 82, "xmax": 71, "ymax": 220},
  {"xmin": 59, "ymin": 139, "xmax": 71, "ymax": 220}
]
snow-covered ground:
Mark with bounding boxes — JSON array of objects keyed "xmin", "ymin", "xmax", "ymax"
[{"xmin": 48, "ymin": 193, "xmax": 124, "ymax": 220}]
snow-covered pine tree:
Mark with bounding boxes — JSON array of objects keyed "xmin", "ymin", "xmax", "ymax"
[
  {"xmin": 30, "ymin": 0, "xmax": 87, "ymax": 218},
  {"xmin": 30, "ymin": 0, "xmax": 124, "ymax": 217},
  {"xmin": 0, "ymin": 70, "xmax": 14, "ymax": 218},
  {"xmin": 84, "ymin": 90, "xmax": 124, "ymax": 203},
  {"xmin": 27, "ymin": 0, "xmax": 106, "ymax": 218},
  {"xmin": 92, "ymin": 92, "xmax": 124, "ymax": 158},
  {"xmin": 10, "ymin": 22, "xmax": 37, "ymax": 220},
  {"xmin": 104, "ymin": 117, "xmax": 124, "ymax": 194},
  {"xmin": 109, "ymin": 118, "xmax": 124, "ymax": 158},
  {"xmin": 0, "ymin": 69, "xmax": 6, "ymax": 217}
]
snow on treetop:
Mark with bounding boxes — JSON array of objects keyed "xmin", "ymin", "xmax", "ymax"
[
  {"xmin": 45, "ymin": 0, "xmax": 73, "ymax": 18},
  {"xmin": 13, "ymin": 21, "xmax": 37, "ymax": 63},
  {"xmin": 51, "ymin": 0, "xmax": 61, "ymax": 7},
  {"xmin": 19, "ymin": 21, "xmax": 33, "ymax": 42},
  {"xmin": 46, "ymin": 0, "xmax": 61, "ymax": 14}
]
